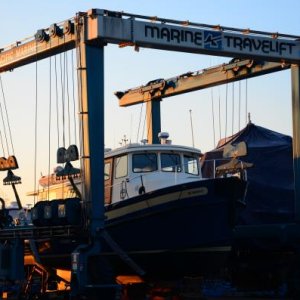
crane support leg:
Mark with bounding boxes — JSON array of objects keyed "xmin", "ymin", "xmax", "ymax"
[
  {"xmin": 291, "ymin": 65, "xmax": 300, "ymax": 223},
  {"xmin": 146, "ymin": 98, "xmax": 161, "ymax": 144},
  {"xmin": 77, "ymin": 17, "xmax": 105, "ymax": 234}
]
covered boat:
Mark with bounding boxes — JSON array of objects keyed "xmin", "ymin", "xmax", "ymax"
[{"xmin": 201, "ymin": 122, "xmax": 294, "ymax": 226}]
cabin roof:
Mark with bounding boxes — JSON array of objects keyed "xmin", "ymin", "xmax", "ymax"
[{"xmin": 104, "ymin": 143, "xmax": 202, "ymax": 158}]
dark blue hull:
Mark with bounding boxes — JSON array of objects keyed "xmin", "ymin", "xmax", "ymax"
[
  {"xmin": 35, "ymin": 177, "xmax": 246, "ymax": 277},
  {"xmin": 105, "ymin": 177, "xmax": 244, "ymax": 252}
]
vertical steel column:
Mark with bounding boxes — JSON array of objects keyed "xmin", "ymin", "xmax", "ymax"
[
  {"xmin": 146, "ymin": 99, "xmax": 161, "ymax": 144},
  {"xmin": 291, "ymin": 65, "xmax": 300, "ymax": 223},
  {"xmin": 78, "ymin": 17, "xmax": 105, "ymax": 236}
]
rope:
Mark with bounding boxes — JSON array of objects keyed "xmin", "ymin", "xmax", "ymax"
[
  {"xmin": 0, "ymin": 76, "xmax": 15, "ymax": 154},
  {"xmin": 211, "ymin": 88, "xmax": 216, "ymax": 147}
]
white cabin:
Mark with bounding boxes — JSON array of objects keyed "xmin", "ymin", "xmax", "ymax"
[
  {"xmin": 28, "ymin": 143, "xmax": 203, "ymax": 204},
  {"xmin": 104, "ymin": 143, "xmax": 202, "ymax": 204}
]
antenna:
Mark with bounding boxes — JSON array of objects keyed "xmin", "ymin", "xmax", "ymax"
[
  {"xmin": 189, "ymin": 109, "xmax": 195, "ymax": 147},
  {"xmin": 248, "ymin": 112, "xmax": 252, "ymax": 124}
]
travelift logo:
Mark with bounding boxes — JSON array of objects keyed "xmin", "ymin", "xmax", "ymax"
[
  {"xmin": 203, "ymin": 31, "xmax": 222, "ymax": 50},
  {"xmin": 139, "ymin": 22, "xmax": 298, "ymax": 60}
]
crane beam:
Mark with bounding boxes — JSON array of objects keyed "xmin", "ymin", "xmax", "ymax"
[
  {"xmin": 89, "ymin": 9, "xmax": 300, "ymax": 64},
  {"xmin": 0, "ymin": 32, "xmax": 76, "ymax": 73},
  {"xmin": 116, "ymin": 60, "xmax": 290, "ymax": 107},
  {"xmin": 0, "ymin": 9, "xmax": 299, "ymax": 74}
]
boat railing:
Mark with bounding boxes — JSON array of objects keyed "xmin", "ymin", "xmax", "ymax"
[{"xmin": 201, "ymin": 157, "xmax": 248, "ymax": 179}]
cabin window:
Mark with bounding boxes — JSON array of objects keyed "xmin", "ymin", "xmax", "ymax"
[
  {"xmin": 104, "ymin": 162, "xmax": 111, "ymax": 180},
  {"xmin": 132, "ymin": 153, "xmax": 157, "ymax": 173},
  {"xmin": 161, "ymin": 153, "xmax": 181, "ymax": 172},
  {"xmin": 184, "ymin": 155, "xmax": 199, "ymax": 175},
  {"xmin": 115, "ymin": 155, "xmax": 128, "ymax": 178}
]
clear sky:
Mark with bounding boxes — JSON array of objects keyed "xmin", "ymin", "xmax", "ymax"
[{"xmin": 0, "ymin": 0, "xmax": 299, "ymax": 205}]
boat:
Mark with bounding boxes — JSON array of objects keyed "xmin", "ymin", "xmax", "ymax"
[
  {"xmin": 201, "ymin": 122, "xmax": 294, "ymax": 227},
  {"xmin": 23, "ymin": 134, "xmax": 248, "ymax": 279}
]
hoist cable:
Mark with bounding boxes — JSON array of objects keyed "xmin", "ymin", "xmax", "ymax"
[
  {"xmin": 136, "ymin": 103, "xmax": 144, "ymax": 143},
  {"xmin": 211, "ymin": 88, "xmax": 216, "ymax": 147},
  {"xmin": 225, "ymin": 83, "xmax": 228, "ymax": 143},
  {"xmin": 65, "ymin": 51, "xmax": 71, "ymax": 146},
  {"xmin": 141, "ymin": 105, "xmax": 147, "ymax": 141},
  {"xmin": 232, "ymin": 83, "xmax": 235, "ymax": 137},
  {"xmin": 0, "ymin": 76, "xmax": 15, "ymax": 154},
  {"xmin": 0, "ymin": 103, "xmax": 9, "ymax": 156},
  {"xmin": 33, "ymin": 43, "xmax": 39, "ymax": 205},
  {"xmin": 60, "ymin": 53, "xmax": 66, "ymax": 147},
  {"xmin": 47, "ymin": 56, "xmax": 52, "ymax": 200},
  {"xmin": 245, "ymin": 79, "xmax": 248, "ymax": 125},
  {"xmin": 218, "ymin": 90, "xmax": 221, "ymax": 141},
  {"xmin": 239, "ymin": 81, "xmax": 241, "ymax": 131},
  {"xmin": 71, "ymin": 49, "xmax": 78, "ymax": 146},
  {"xmin": 54, "ymin": 56, "xmax": 60, "ymax": 148},
  {"xmin": 0, "ymin": 131, "xmax": 5, "ymax": 156},
  {"xmin": 76, "ymin": 38, "xmax": 84, "ymax": 155}
]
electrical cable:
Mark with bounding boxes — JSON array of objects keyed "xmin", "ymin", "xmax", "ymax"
[{"xmin": 0, "ymin": 76, "xmax": 15, "ymax": 154}]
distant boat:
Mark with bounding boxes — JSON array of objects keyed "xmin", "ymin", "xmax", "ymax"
[{"xmin": 27, "ymin": 139, "xmax": 247, "ymax": 278}]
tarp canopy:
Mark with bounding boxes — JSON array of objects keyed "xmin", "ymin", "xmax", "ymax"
[{"xmin": 201, "ymin": 122, "xmax": 294, "ymax": 225}]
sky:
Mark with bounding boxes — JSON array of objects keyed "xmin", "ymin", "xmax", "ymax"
[{"xmin": 0, "ymin": 0, "xmax": 299, "ymax": 205}]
